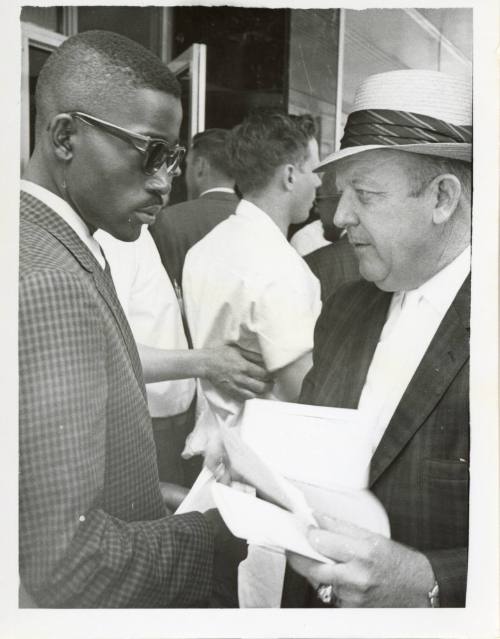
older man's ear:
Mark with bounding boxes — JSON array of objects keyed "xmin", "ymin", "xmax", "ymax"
[{"xmin": 430, "ymin": 173, "xmax": 462, "ymax": 225}]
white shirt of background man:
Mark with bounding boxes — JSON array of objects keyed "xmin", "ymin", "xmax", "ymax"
[
  {"xmin": 290, "ymin": 219, "xmax": 331, "ymax": 256},
  {"xmin": 182, "ymin": 198, "xmax": 322, "ymax": 455},
  {"xmin": 96, "ymin": 227, "xmax": 195, "ymax": 419},
  {"xmin": 358, "ymin": 246, "xmax": 471, "ymax": 453}
]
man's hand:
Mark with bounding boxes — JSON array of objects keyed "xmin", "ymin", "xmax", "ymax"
[
  {"xmin": 159, "ymin": 482, "xmax": 189, "ymax": 512},
  {"xmin": 287, "ymin": 513, "xmax": 436, "ymax": 607},
  {"xmin": 203, "ymin": 344, "xmax": 273, "ymax": 402}
]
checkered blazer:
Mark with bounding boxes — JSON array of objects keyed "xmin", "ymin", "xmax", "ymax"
[
  {"xmin": 19, "ymin": 192, "xmax": 214, "ymax": 608},
  {"xmin": 299, "ymin": 278, "xmax": 470, "ymax": 607},
  {"xmin": 304, "ymin": 235, "xmax": 361, "ymax": 302}
]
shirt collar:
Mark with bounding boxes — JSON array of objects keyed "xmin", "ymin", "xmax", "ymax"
[
  {"xmin": 235, "ymin": 198, "xmax": 287, "ymax": 238},
  {"xmin": 199, "ymin": 187, "xmax": 236, "ymax": 197},
  {"xmin": 21, "ymin": 179, "xmax": 105, "ymax": 268},
  {"xmin": 411, "ymin": 246, "xmax": 471, "ymax": 315}
]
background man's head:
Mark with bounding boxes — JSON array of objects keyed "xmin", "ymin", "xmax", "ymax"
[
  {"xmin": 227, "ymin": 110, "xmax": 321, "ymax": 224},
  {"xmin": 313, "ymin": 170, "xmax": 344, "ymax": 242},
  {"xmin": 30, "ymin": 30, "xmax": 183, "ymax": 241},
  {"xmin": 184, "ymin": 128, "xmax": 235, "ymax": 200},
  {"xmin": 315, "ymin": 69, "xmax": 472, "ymax": 292}
]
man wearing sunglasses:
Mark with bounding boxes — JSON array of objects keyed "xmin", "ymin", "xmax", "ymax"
[{"xmin": 19, "ymin": 30, "xmax": 230, "ymax": 608}]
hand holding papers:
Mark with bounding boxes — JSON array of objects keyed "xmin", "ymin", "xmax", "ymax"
[{"xmin": 212, "ymin": 483, "xmax": 333, "ymax": 564}]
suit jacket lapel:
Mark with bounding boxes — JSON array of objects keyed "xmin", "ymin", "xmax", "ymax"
[
  {"xmin": 369, "ymin": 276, "xmax": 470, "ymax": 485},
  {"xmin": 324, "ymin": 285, "xmax": 392, "ymax": 408},
  {"xmin": 90, "ymin": 262, "xmax": 146, "ymax": 393},
  {"xmin": 21, "ymin": 193, "xmax": 146, "ymax": 394}
]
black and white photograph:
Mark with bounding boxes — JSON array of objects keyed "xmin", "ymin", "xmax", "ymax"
[{"xmin": 1, "ymin": 1, "xmax": 498, "ymax": 638}]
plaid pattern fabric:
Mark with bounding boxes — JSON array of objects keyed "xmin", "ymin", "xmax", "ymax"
[
  {"xmin": 304, "ymin": 236, "xmax": 361, "ymax": 302},
  {"xmin": 19, "ymin": 193, "xmax": 214, "ymax": 608},
  {"xmin": 299, "ymin": 278, "xmax": 470, "ymax": 607}
]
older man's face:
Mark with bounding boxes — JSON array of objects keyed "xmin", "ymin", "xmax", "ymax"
[
  {"xmin": 333, "ymin": 149, "xmax": 442, "ymax": 292},
  {"xmin": 66, "ymin": 87, "xmax": 182, "ymax": 241}
]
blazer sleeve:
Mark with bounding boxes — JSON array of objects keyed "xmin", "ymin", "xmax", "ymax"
[
  {"xmin": 424, "ymin": 547, "xmax": 468, "ymax": 607},
  {"xmin": 19, "ymin": 269, "xmax": 213, "ymax": 608}
]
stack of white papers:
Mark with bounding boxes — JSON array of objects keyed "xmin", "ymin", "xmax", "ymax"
[
  {"xmin": 177, "ymin": 399, "xmax": 390, "ymax": 561},
  {"xmin": 240, "ymin": 399, "xmax": 373, "ymax": 491},
  {"xmin": 212, "ymin": 483, "xmax": 333, "ymax": 564}
]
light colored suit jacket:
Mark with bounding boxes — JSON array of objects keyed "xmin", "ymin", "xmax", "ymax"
[{"xmin": 19, "ymin": 192, "xmax": 213, "ymax": 607}]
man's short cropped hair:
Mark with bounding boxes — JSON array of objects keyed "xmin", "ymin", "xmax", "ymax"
[
  {"xmin": 228, "ymin": 109, "xmax": 317, "ymax": 195},
  {"xmin": 190, "ymin": 128, "xmax": 233, "ymax": 178},
  {"xmin": 35, "ymin": 30, "xmax": 181, "ymax": 137},
  {"xmin": 406, "ymin": 154, "xmax": 472, "ymax": 205}
]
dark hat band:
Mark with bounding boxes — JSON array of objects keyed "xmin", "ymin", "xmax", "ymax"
[{"xmin": 340, "ymin": 109, "xmax": 472, "ymax": 150}]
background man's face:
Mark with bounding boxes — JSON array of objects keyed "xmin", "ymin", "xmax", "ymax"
[
  {"xmin": 184, "ymin": 149, "xmax": 200, "ymax": 200},
  {"xmin": 290, "ymin": 137, "xmax": 322, "ymax": 224},
  {"xmin": 67, "ymin": 87, "xmax": 182, "ymax": 241},
  {"xmin": 333, "ymin": 149, "xmax": 441, "ymax": 291},
  {"xmin": 314, "ymin": 169, "xmax": 343, "ymax": 242}
]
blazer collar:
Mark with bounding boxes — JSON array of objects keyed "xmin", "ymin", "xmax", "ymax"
[
  {"xmin": 21, "ymin": 192, "xmax": 146, "ymax": 394},
  {"xmin": 369, "ymin": 275, "xmax": 470, "ymax": 485},
  {"xmin": 21, "ymin": 191, "xmax": 102, "ymax": 275},
  {"xmin": 200, "ymin": 190, "xmax": 239, "ymax": 202}
]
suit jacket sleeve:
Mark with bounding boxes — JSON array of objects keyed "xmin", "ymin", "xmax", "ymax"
[
  {"xmin": 19, "ymin": 269, "xmax": 213, "ymax": 607},
  {"xmin": 423, "ymin": 548, "xmax": 467, "ymax": 607}
]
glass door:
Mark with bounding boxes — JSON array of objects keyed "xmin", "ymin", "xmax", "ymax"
[
  {"xmin": 167, "ymin": 43, "xmax": 207, "ymax": 204},
  {"xmin": 167, "ymin": 43, "xmax": 206, "ymax": 143},
  {"xmin": 20, "ymin": 23, "xmax": 67, "ymax": 174}
]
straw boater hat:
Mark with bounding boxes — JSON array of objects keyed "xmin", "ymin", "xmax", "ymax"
[{"xmin": 316, "ymin": 69, "xmax": 472, "ymax": 172}]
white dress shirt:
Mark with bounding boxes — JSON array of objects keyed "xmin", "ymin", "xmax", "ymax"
[
  {"xmin": 198, "ymin": 187, "xmax": 236, "ymax": 197},
  {"xmin": 358, "ymin": 246, "xmax": 471, "ymax": 453},
  {"xmin": 182, "ymin": 198, "xmax": 322, "ymax": 454},
  {"xmin": 290, "ymin": 219, "xmax": 331, "ymax": 256},
  {"xmin": 96, "ymin": 228, "xmax": 195, "ymax": 418}
]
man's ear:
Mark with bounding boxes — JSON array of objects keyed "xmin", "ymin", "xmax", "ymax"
[
  {"xmin": 195, "ymin": 155, "xmax": 208, "ymax": 179},
  {"xmin": 429, "ymin": 174, "xmax": 462, "ymax": 225},
  {"xmin": 49, "ymin": 114, "xmax": 75, "ymax": 162},
  {"xmin": 282, "ymin": 164, "xmax": 295, "ymax": 192}
]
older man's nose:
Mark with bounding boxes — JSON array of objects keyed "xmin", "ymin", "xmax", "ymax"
[{"xmin": 333, "ymin": 191, "xmax": 357, "ymax": 228}]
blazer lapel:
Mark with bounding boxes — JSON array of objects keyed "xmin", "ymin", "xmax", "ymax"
[
  {"xmin": 90, "ymin": 262, "xmax": 145, "ymax": 393},
  {"xmin": 369, "ymin": 276, "xmax": 470, "ymax": 485},
  {"xmin": 324, "ymin": 285, "xmax": 392, "ymax": 408},
  {"xmin": 21, "ymin": 192, "xmax": 145, "ymax": 394}
]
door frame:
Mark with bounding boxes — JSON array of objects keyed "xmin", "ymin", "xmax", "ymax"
[
  {"xmin": 20, "ymin": 23, "xmax": 67, "ymax": 173},
  {"xmin": 167, "ymin": 43, "xmax": 207, "ymax": 143}
]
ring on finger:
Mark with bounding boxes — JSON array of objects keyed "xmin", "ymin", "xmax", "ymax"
[{"xmin": 316, "ymin": 583, "xmax": 337, "ymax": 606}]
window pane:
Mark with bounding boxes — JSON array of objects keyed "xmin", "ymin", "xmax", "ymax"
[
  {"xmin": 78, "ymin": 7, "xmax": 160, "ymax": 53},
  {"xmin": 343, "ymin": 8, "xmax": 472, "ymax": 116},
  {"xmin": 21, "ymin": 7, "xmax": 63, "ymax": 33},
  {"xmin": 28, "ymin": 46, "xmax": 52, "ymax": 155}
]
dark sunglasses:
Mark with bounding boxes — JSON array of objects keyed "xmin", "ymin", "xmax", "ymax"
[{"xmin": 68, "ymin": 111, "xmax": 185, "ymax": 176}]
